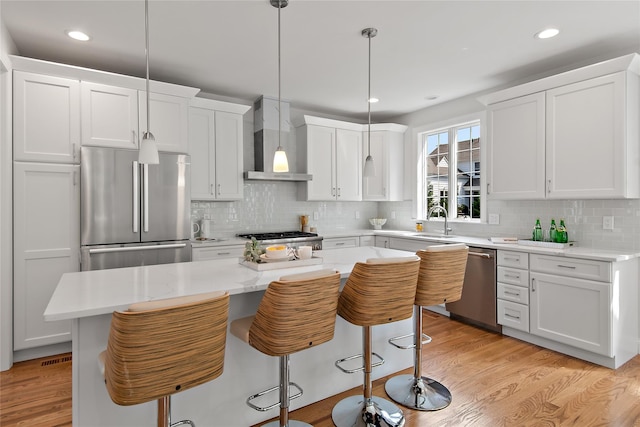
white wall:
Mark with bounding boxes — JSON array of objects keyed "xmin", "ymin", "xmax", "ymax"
[{"xmin": 0, "ymin": 16, "xmax": 17, "ymax": 371}]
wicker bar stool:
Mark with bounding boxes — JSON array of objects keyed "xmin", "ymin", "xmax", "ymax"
[
  {"xmin": 331, "ymin": 256, "xmax": 420, "ymax": 427},
  {"xmin": 230, "ymin": 269, "xmax": 341, "ymax": 427},
  {"xmin": 385, "ymin": 243, "xmax": 468, "ymax": 411},
  {"xmin": 99, "ymin": 290, "xmax": 230, "ymax": 427}
]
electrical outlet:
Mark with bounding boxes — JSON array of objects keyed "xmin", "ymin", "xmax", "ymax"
[
  {"xmin": 489, "ymin": 213, "xmax": 500, "ymax": 225},
  {"xmin": 391, "ymin": 211, "xmax": 396, "ymax": 219},
  {"xmin": 355, "ymin": 211, "xmax": 360, "ymax": 219},
  {"xmin": 313, "ymin": 211, "xmax": 319, "ymax": 221},
  {"xmin": 603, "ymin": 216, "xmax": 614, "ymax": 230}
]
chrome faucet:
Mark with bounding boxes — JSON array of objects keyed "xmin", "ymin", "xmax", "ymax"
[{"xmin": 427, "ymin": 205, "xmax": 452, "ymax": 235}]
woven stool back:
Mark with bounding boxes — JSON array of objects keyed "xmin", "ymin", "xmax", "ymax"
[
  {"xmin": 415, "ymin": 243, "xmax": 469, "ymax": 307},
  {"xmin": 249, "ymin": 270, "xmax": 341, "ymax": 357},
  {"xmin": 337, "ymin": 256, "xmax": 420, "ymax": 327},
  {"xmin": 104, "ymin": 291, "xmax": 230, "ymax": 406}
]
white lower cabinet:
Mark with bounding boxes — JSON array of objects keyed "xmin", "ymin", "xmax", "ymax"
[
  {"xmin": 192, "ymin": 245, "xmax": 244, "ymax": 261},
  {"xmin": 374, "ymin": 236, "xmax": 390, "ymax": 248},
  {"xmin": 388, "ymin": 237, "xmax": 442, "ymax": 252},
  {"xmin": 359, "ymin": 235, "xmax": 375, "ymax": 247},
  {"xmin": 496, "ymin": 250, "xmax": 530, "ymax": 332},
  {"xmin": 322, "ymin": 237, "xmax": 359, "ymax": 250},
  {"xmin": 13, "ymin": 162, "xmax": 80, "ymax": 350},
  {"xmin": 529, "ymin": 271, "xmax": 610, "ymax": 356}
]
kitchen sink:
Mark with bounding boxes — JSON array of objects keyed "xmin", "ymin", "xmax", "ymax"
[{"xmin": 410, "ymin": 232, "xmax": 457, "ymax": 239}]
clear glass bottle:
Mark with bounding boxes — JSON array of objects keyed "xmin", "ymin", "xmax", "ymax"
[
  {"xmin": 532, "ymin": 219, "xmax": 543, "ymax": 241},
  {"xmin": 549, "ymin": 219, "xmax": 557, "ymax": 243}
]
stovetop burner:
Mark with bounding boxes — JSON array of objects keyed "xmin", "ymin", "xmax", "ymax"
[{"xmin": 237, "ymin": 231, "xmax": 318, "ymax": 240}]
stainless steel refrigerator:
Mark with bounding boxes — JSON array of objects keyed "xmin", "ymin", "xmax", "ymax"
[{"xmin": 80, "ymin": 147, "xmax": 191, "ymax": 271}]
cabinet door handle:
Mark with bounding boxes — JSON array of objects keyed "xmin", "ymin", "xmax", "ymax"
[
  {"xmin": 332, "ymin": 187, "xmax": 336, "ymax": 197},
  {"xmin": 557, "ymin": 264, "xmax": 577, "ymax": 269},
  {"xmin": 504, "ymin": 273, "xmax": 520, "ymax": 279},
  {"xmin": 132, "ymin": 130, "xmax": 137, "ymax": 145},
  {"xmin": 504, "ymin": 290, "xmax": 520, "ymax": 297},
  {"xmin": 504, "ymin": 256, "xmax": 520, "ymax": 262},
  {"xmin": 217, "ymin": 184, "xmax": 221, "ymax": 195},
  {"xmin": 337, "ymin": 187, "xmax": 341, "ymax": 197},
  {"xmin": 383, "ymin": 187, "xmax": 386, "ymax": 197},
  {"xmin": 217, "ymin": 252, "xmax": 230, "ymax": 256},
  {"xmin": 210, "ymin": 184, "xmax": 214, "ymax": 195},
  {"xmin": 335, "ymin": 242, "xmax": 345, "ymax": 246},
  {"xmin": 487, "ymin": 183, "xmax": 490, "ymax": 194},
  {"xmin": 504, "ymin": 313, "xmax": 521, "ymax": 320},
  {"xmin": 72, "ymin": 143, "xmax": 77, "ymax": 161},
  {"xmin": 547, "ymin": 179, "xmax": 551, "ymax": 193},
  {"xmin": 531, "ymin": 278, "xmax": 536, "ymax": 292}
]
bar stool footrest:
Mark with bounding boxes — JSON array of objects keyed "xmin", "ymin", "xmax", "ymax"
[
  {"xmin": 335, "ymin": 352, "xmax": 385, "ymax": 374},
  {"xmin": 246, "ymin": 382, "xmax": 303, "ymax": 412},
  {"xmin": 388, "ymin": 332, "xmax": 432, "ymax": 349}
]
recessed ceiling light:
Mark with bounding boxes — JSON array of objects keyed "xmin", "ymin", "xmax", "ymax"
[
  {"xmin": 534, "ymin": 28, "xmax": 559, "ymax": 39},
  {"xmin": 368, "ymin": 97, "xmax": 379, "ymax": 103},
  {"xmin": 66, "ymin": 30, "xmax": 91, "ymax": 41}
]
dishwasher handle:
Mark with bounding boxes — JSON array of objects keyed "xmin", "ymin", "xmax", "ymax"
[{"xmin": 468, "ymin": 251, "xmax": 493, "ymax": 259}]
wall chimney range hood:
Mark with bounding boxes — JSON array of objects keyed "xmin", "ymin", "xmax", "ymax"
[{"xmin": 244, "ymin": 96, "xmax": 312, "ymax": 181}]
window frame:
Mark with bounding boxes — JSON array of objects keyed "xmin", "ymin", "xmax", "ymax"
[{"xmin": 413, "ymin": 112, "xmax": 487, "ymax": 224}]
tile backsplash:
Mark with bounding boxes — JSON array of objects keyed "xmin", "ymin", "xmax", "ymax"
[{"xmin": 192, "ymin": 183, "xmax": 640, "ymax": 252}]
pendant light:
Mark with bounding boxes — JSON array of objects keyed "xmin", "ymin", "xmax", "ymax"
[
  {"xmin": 362, "ymin": 27, "xmax": 377, "ymax": 178},
  {"xmin": 138, "ymin": 0, "xmax": 159, "ymax": 164},
  {"xmin": 272, "ymin": 0, "xmax": 289, "ymax": 173}
]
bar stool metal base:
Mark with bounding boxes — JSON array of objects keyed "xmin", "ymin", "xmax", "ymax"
[
  {"xmin": 261, "ymin": 420, "xmax": 311, "ymax": 427},
  {"xmin": 384, "ymin": 374, "xmax": 452, "ymax": 411},
  {"xmin": 332, "ymin": 395, "xmax": 405, "ymax": 427}
]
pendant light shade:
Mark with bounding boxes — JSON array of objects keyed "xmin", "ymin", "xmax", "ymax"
[
  {"xmin": 138, "ymin": 0, "xmax": 159, "ymax": 165},
  {"xmin": 272, "ymin": 0, "xmax": 289, "ymax": 173},
  {"xmin": 362, "ymin": 27, "xmax": 377, "ymax": 178}
]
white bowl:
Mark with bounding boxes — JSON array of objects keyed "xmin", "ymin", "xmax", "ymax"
[
  {"xmin": 369, "ymin": 218, "xmax": 387, "ymax": 230},
  {"xmin": 264, "ymin": 245, "xmax": 289, "ymax": 258}
]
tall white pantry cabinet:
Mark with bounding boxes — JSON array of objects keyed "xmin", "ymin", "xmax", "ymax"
[{"xmin": 12, "ymin": 70, "xmax": 80, "ymax": 351}]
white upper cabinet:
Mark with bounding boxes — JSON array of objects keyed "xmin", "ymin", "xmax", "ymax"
[
  {"xmin": 482, "ymin": 53, "xmax": 639, "ymax": 200},
  {"xmin": 13, "ymin": 71, "xmax": 80, "ymax": 163},
  {"xmin": 81, "ymin": 82, "xmax": 139, "ymax": 149},
  {"xmin": 299, "ymin": 120, "xmax": 362, "ymax": 201},
  {"xmin": 81, "ymin": 82, "xmax": 190, "ymax": 153},
  {"xmin": 188, "ymin": 98, "xmax": 250, "ymax": 201},
  {"xmin": 139, "ymin": 91, "xmax": 189, "ymax": 153},
  {"xmin": 546, "ymin": 72, "xmax": 637, "ymax": 199},
  {"xmin": 362, "ymin": 124, "xmax": 407, "ymax": 201},
  {"xmin": 486, "ymin": 93, "xmax": 545, "ymax": 199}
]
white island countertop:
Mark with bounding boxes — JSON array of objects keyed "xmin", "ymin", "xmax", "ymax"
[{"xmin": 44, "ymin": 246, "xmax": 412, "ymax": 322}]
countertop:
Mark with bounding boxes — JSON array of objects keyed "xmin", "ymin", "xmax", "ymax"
[
  {"xmin": 44, "ymin": 246, "xmax": 413, "ymax": 322},
  {"xmin": 191, "ymin": 229, "xmax": 639, "ymax": 262}
]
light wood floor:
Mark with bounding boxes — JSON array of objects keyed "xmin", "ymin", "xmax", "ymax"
[{"xmin": 2, "ymin": 311, "xmax": 640, "ymax": 427}]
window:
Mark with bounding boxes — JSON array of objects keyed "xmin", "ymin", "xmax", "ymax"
[{"xmin": 418, "ymin": 121, "xmax": 481, "ymax": 221}]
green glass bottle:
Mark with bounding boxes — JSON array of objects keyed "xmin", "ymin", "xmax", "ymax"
[
  {"xmin": 533, "ymin": 219, "xmax": 543, "ymax": 241},
  {"xmin": 549, "ymin": 219, "xmax": 557, "ymax": 243},
  {"xmin": 558, "ymin": 219, "xmax": 568, "ymax": 243}
]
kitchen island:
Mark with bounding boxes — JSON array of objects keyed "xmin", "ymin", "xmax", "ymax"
[{"xmin": 45, "ymin": 246, "xmax": 416, "ymax": 427}]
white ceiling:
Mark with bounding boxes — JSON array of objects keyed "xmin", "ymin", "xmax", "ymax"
[{"xmin": 2, "ymin": 0, "xmax": 639, "ymax": 121}]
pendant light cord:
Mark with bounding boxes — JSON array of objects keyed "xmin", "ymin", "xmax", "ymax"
[
  {"xmin": 145, "ymin": 0, "xmax": 151, "ymax": 136},
  {"xmin": 277, "ymin": 0, "xmax": 281, "ymax": 149},
  {"xmin": 367, "ymin": 31, "xmax": 371, "ymax": 157}
]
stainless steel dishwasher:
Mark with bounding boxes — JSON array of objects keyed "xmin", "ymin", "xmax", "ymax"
[{"xmin": 445, "ymin": 246, "xmax": 501, "ymax": 333}]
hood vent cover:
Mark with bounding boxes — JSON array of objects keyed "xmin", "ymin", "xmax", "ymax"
[{"xmin": 244, "ymin": 96, "xmax": 312, "ymax": 181}]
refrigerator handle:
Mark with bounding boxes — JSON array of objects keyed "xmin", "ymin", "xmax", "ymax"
[
  {"xmin": 133, "ymin": 161, "xmax": 139, "ymax": 233},
  {"xmin": 143, "ymin": 164, "xmax": 149, "ymax": 233}
]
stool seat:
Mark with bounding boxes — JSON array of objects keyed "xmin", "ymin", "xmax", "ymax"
[
  {"xmin": 101, "ymin": 291, "xmax": 230, "ymax": 427},
  {"xmin": 231, "ymin": 269, "xmax": 341, "ymax": 427},
  {"xmin": 385, "ymin": 243, "xmax": 468, "ymax": 412}
]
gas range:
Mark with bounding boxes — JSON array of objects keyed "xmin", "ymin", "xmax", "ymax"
[{"xmin": 236, "ymin": 231, "xmax": 323, "ymax": 250}]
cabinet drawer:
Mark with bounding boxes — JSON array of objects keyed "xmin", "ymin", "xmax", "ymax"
[
  {"xmin": 497, "ymin": 266, "xmax": 529, "ymax": 287},
  {"xmin": 497, "ymin": 299, "xmax": 529, "ymax": 332},
  {"xmin": 359, "ymin": 235, "xmax": 375, "ymax": 247},
  {"xmin": 497, "ymin": 250, "xmax": 529, "ymax": 269},
  {"xmin": 192, "ymin": 245, "xmax": 243, "ymax": 261},
  {"xmin": 530, "ymin": 254, "xmax": 611, "ymax": 282},
  {"xmin": 497, "ymin": 283, "xmax": 529, "ymax": 304},
  {"xmin": 323, "ymin": 237, "xmax": 359, "ymax": 250}
]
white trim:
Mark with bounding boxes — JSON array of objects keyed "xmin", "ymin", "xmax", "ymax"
[
  {"xmin": 0, "ymin": 58, "xmax": 12, "ymax": 371},
  {"xmin": 189, "ymin": 97, "xmax": 251, "ymax": 115}
]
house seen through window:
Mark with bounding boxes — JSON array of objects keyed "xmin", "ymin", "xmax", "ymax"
[{"xmin": 419, "ymin": 121, "xmax": 481, "ymax": 221}]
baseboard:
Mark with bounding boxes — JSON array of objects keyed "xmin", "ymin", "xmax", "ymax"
[{"xmin": 13, "ymin": 342, "xmax": 71, "ymax": 363}]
